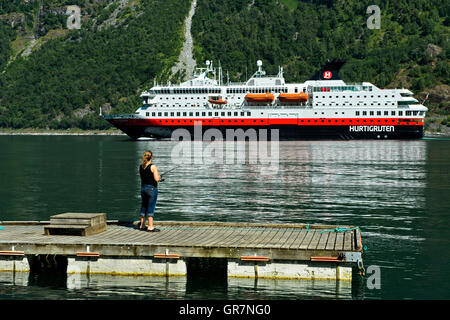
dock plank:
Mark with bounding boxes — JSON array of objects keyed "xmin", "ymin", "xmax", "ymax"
[
  {"xmin": 344, "ymin": 232, "xmax": 353, "ymax": 251},
  {"xmin": 169, "ymin": 226, "xmax": 210, "ymax": 246},
  {"xmin": 274, "ymin": 228, "xmax": 295, "ymax": 248},
  {"xmin": 316, "ymin": 232, "xmax": 330, "ymax": 250},
  {"xmin": 226, "ymin": 228, "xmax": 253, "ymax": 247},
  {"xmin": 158, "ymin": 228, "xmax": 206, "ymax": 246},
  {"xmin": 307, "ymin": 231, "xmax": 323, "ymax": 250},
  {"xmin": 286, "ymin": 230, "xmax": 308, "ymax": 249},
  {"xmin": 201, "ymin": 227, "xmax": 237, "ymax": 247},
  {"xmin": 263, "ymin": 228, "xmax": 291, "ymax": 248},
  {"xmin": 181, "ymin": 226, "xmax": 220, "ymax": 246},
  {"xmin": 181, "ymin": 226, "xmax": 216, "ymax": 246},
  {"xmin": 239, "ymin": 228, "xmax": 270, "ymax": 249},
  {"xmin": 254, "ymin": 229, "xmax": 282, "ymax": 248},
  {"xmin": 334, "ymin": 232, "xmax": 344, "ymax": 251},
  {"xmin": 195, "ymin": 227, "xmax": 228, "ymax": 247},
  {"xmin": 298, "ymin": 231, "xmax": 315, "ymax": 250},
  {"xmin": 325, "ymin": 232, "xmax": 337, "ymax": 250}
]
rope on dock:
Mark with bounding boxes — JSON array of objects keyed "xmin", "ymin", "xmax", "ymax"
[{"xmin": 320, "ymin": 227, "xmax": 360, "ymax": 234}]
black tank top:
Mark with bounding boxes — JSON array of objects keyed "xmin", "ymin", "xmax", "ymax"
[{"xmin": 140, "ymin": 164, "xmax": 157, "ymax": 187}]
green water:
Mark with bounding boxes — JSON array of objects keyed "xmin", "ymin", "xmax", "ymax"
[{"xmin": 0, "ymin": 135, "xmax": 449, "ymax": 300}]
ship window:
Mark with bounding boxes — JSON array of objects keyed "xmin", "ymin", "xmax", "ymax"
[
  {"xmin": 384, "ymin": 111, "xmax": 388, "ymax": 116},
  {"xmin": 202, "ymin": 112, "xmax": 206, "ymax": 116},
  {"xmin": 177, "ymin": 112, "xmax": 180, "ymax": 116},
  {"xmin": 195, "ymin": 112, "xmax": 199, "ymax": 116},
  {"xmin": 377, "ymin": 111, "xmax": 381, "ymax": 116},
  {"xmin": 189, "ymin": 112, "xmax": 193, "ymax": 116},
  {"xmin": 247, "ymin": 112, "xmax": 251, "ymax": 116},
  {"xmin": 241, "ymin": 112, "xmax": 245, "ymax": 116},
  {"xmin": 152, "ymin": 112, "xmax": 156, "ymax": 116},
  {"xmin": 356, "ymin": 111, "xmax": 360, "ymax": 116},
  {"xmin": 363, "ymin": 111, "xmax": 367, "ymax": 116},
  {"xmin": 370, "ymin": 111, "xmax": 374, "ymax": 115},
  {"xmin": 183, "ymin": 112, "xmax": 187, "ymax": 116},
  {"xmin": 399, "ymin": 111, "xmax": 403, "ymax": 116},
  {"xmin": 228, "ymin": 112, "xmax": 232, "ymax": 116},
  {"xmin": 391, "ymin": 111, "xmax": 395, "ymax": 116},
  {"xmin": 221, "ymin": 112, "xmax": 225, "ymax": 116},
  {"xmin": 234, "ymin": 112, "xmax": 238, "ymax": 116}
]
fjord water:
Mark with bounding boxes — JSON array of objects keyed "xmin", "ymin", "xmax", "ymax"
[{"xmin": 0, "ymin": 135, "xmax": 449, "ymax": 300}]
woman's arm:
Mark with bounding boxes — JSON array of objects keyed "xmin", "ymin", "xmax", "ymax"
[{"xmin": 151, "ymin": 165, "xmax": 161, "ymax": 182}]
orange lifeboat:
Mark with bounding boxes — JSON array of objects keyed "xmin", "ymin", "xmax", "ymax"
[
  {"xmin": 245, "ymin": 92, "xmax": 275, "ymax": 103},
  {"xmin": 278, "ymin": 92, "xmax": 308, "ymax": 102},
  {"xmin": 208, "ymin": 98, "xmax": 227, "ymax": 105}
]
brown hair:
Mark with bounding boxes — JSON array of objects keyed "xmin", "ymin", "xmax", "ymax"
[{"xmin": 141, "ymin": 150, "xmax": 153, "ymax": 167}]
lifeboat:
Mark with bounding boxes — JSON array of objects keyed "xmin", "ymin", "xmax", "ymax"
[
  {"xmin": 208, "ymin": 98, "xmax": 227, "ymax": 105},
  {"xmin": 278, "ymin": 92, "xmax": 308, "ymax": 102},
  {"xmin": 208, "ymin": 95, "xmax": 227, "ymax": 104},
  {"xmin": 245, "ymin": 92, "xmax": 275, "ymax": 103}
]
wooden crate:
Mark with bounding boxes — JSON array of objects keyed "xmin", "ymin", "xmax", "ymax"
[{"xmin": 44, "ymin": 213, "xmax": 107, "ymax": 236}]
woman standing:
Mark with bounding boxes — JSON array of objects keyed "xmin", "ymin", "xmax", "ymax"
[{"xmin": 139, "ymin": 150, "xmax": 161, "ymax": 232}]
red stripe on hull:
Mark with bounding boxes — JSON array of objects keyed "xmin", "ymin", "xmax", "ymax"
[{"xmin": 111, "ymin": 118, "xmax": 424, "ymax": 127}]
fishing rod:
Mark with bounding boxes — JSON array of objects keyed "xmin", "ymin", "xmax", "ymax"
[{"xmin": 159, "ymin": 165, "xmax": 180, "ymax": 182}]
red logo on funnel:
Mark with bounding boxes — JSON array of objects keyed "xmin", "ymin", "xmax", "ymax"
[{"xmin": 323, "ymin": 71, "xmax": 332, "ymax": 79}]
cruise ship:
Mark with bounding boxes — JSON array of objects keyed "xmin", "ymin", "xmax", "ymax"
[{"xmin": 103, "ymin": 60, "xmax": 427, "ymax": 140}]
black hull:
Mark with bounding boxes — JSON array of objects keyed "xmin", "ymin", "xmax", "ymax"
[{"xmin": 107, "ymin": 122, "xmax": 424, "ymax": 140}]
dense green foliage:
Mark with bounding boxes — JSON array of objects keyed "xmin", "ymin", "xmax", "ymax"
[
  {"xmin": 0, "ymin": 0, "xmax": 190, "ymax": 129},
  {"xmin": 0, "ymin": 23, "xmax": 15, "ymax": 70},
  {"xmin": 192, "ymin": 0, "xmax": 449, "ymax": 88},
  {"xmin": 0, "ymin": 0, "xmax": 36, "ymax": 15},
  {"xmin": 0, "ymin": 0, "xmax": 449, "ymax": 130}
]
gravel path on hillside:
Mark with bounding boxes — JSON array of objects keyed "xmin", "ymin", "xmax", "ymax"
[{"xmin": 170, "ymin": 0, "xmax": 197, "ymax": 81}]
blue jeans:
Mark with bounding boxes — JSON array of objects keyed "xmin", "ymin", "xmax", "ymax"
[{"xmin": 140, "ymin": 184, "xmax": 158, "ymax": 217}]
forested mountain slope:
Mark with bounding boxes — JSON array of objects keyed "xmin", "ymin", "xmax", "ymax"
[
  {"xmin": 0, "ymin": 0, "xmax": 448, "ymax": 130},
  {"xmin": 0, "ymin": 0, "xmax": 190, "ymax": 129}
]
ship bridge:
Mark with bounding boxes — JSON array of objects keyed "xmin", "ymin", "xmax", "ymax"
[{"xmin": 246, "ymin": 60, "xmax": 285, "ymax": 87}]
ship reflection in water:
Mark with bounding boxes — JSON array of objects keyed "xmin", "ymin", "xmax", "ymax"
[{"xmin": 134, "ymin": 139, "xmax": 426, "ymax": 225}]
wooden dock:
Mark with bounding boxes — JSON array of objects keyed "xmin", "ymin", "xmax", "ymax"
[{"xmin": 0, "ymin": 219, "xmax": 364, "ymax": 280}]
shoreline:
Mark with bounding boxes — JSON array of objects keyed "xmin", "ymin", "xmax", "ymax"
[{"xmin": 0, "ymin": 129, "xmax": 126, "ymax": 136}]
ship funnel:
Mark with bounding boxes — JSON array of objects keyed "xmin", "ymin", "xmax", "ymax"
[{"xmin": 309, "ymin": 59, "xmax": 345, "ymax": 81}]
